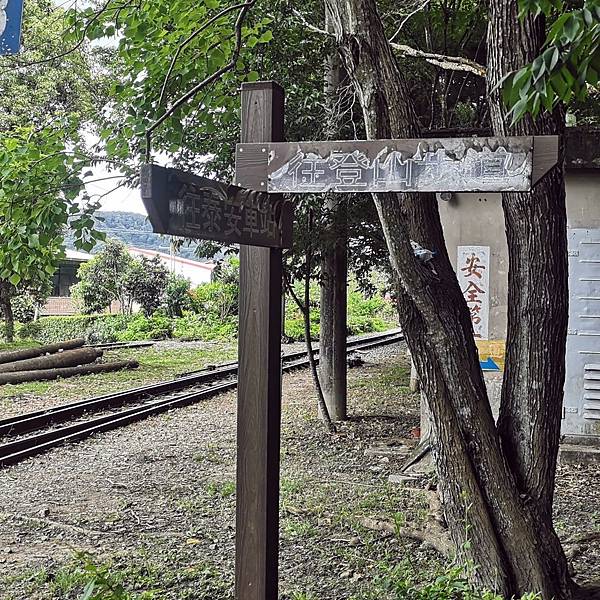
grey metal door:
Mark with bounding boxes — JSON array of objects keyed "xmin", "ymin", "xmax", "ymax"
[{"xmin": 563, "ymin": 228, "xmax": 600, "ymax": 438}]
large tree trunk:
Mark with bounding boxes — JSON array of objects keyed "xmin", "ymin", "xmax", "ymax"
[
  {"xmin": 324, "ymin": 0, "xmax": 573, "ymax": 596},
  {"xmin": 0, "ymin": 282, "xmax": 15, "ymax": 343},
  {"xmin": 487, "ymin": 1, "xmax": 572, "ymax": 594}
]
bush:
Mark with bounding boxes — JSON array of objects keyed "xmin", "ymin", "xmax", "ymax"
[
  {"xmin": 117, "ymin": 314, "xmax": 173, "ymax": 342},
  {"xmin": 190, "ymin": 282, "xmax": 238, "ymax": 320},
  {"xmin": 172, "ymin": 313, "xmax": 237, "ymax": 341},
  {"xmin": 17, "ymin": 314, "xmax": 133, "ymax": 344},
  {"xmin": 12, "ymin": 294, "xmax": 36, "ymax": 323},
  {"xmin": 164, "ymin": 273, "xmax": 192, "ymax": 317}
]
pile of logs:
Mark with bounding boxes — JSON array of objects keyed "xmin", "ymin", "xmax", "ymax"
[{"xmin": 0, "ymin": 339, "xmax": 138, "ymax": 385}]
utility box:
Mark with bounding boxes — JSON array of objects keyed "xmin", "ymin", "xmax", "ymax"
[{"xmin": 563, "ymin": 229, "xmax": 600, "ymax": 439}]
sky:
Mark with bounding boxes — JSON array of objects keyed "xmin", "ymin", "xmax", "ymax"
[{"xmin": 85, "ymin": 163, "xmax": 147, "ymax": 215}]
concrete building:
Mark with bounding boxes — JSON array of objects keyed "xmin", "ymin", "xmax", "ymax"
[
  {"xmin": 42, "ymin": 247, "xmax": 215, "ymax": 316},
  {"xmin": 42, "ymin": 250, "xmax": 94, "ymax": 316},
  {"xmin": 437, "ymin": 126, "xmax": 600, "ymax": 441},
  {"xmin": 128, "ymin": 247, "xmax": 215, "ymax": 286}
]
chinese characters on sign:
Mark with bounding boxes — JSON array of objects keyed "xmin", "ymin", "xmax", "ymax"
[
  {"xmin": 0, "ymin": 0, "xmax": 23, "ymax": 55},
  {"xmin": 140, "ymin": 164, "xmax": 293, "ymax": 249},
  {"xmin": 457, "ymin": 246, "xmax": 490, "ymax": 340},
  {"xmin": 269, "ymin": 145, "xmax": 530, "ymax": 193},
  {"xmin": 177, "ymin": 182, "xmax": 282, "ymax": 243},
  {"xmin": 234, "ymin": 137, "xmax": 545, "ymax": 194}
]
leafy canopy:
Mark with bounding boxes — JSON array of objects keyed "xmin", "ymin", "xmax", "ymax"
[
  {"xmin": 64, "ymin": 0, "xmax": 273, "ymax": 164},
  {"xmin": 504, "ymin": 0, "xmax": 600, "ymax": 122},
  {"xmin": 0, "ymin": 125, "xmax": 102, "ymax": 290}
]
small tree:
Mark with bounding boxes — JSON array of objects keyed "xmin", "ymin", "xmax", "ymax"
[
  {"xmin": 73, "ymin": 241, "xmax": 169, "ymax": 316},
  {"xmin": 123, "ymin": 256, "xmax": 169, "ymax": 316},
  {"xmin": 0, "ymin": 125, "xmax": 102, "ymax": 341},
  {"xmin": 164, "ymin": 273, "xmax": 192, "ymax": 317},
  {"xmin": 72, "ymin": 240, "xmax": 134, "ymax": 314}
]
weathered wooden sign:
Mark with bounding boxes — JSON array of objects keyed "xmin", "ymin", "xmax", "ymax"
[
  {"xmin": 0, "ymin": 0, "xmax": 23, "ymax": 55},
  {"xmin": 140, "ymin": 163, "xmax": 293, "ymax": 249},
  {"xmin": 235, "ymin": 136, "xmax": 558, "ymax": 194}
]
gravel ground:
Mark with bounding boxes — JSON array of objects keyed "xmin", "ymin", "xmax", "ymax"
[{"xmin": 0, "ymin": 340, "xmax": 598, "ymax": 599}]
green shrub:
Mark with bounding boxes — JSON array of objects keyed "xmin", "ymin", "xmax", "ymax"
[
  {"xmin": 347, "ymin": 315, "xmax": 387, "ymax": 336},
  {"xmin": 164, "ymin": 273, "xmax": 192, "ymax": 317},
  {"xmin": 172, "ymin": 313, "xmax": 237, "ymax": 341},
  {"xmin": 116, "ymin": 314, "xmax": 173, "ymax": 342},
  {"xmin": 12, "ymin": 294, "xmax": 36, "ymax": 323},
  {"xmin": 17, "ymin": 314, "xmax": 133, "ymax": 344},
  {"xmin": 190, "ymin": 282, "xmax": 238, "ymax": 320}
]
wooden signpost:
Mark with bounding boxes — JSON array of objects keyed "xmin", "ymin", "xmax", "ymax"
[
  {"xmin": 140, "ymin": 164, "xmax": 292, "ymax": 248},
  {"xmin": 141, "ymin": 79, "xmax": 560, "ymax": 600},
  {"xmin": 141, "ymin": 81, "xmax": 287, "ymax": 600},
  {"xmin": 235, "ymin": 135, "xmax": 559, "ymax": 194}
]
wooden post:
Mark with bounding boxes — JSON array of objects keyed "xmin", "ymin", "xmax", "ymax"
[
  {"xmin": 319, "ymin": 195, "xmax": 348, "ymax": 421},
  {"xmin": 236, "ymin": 81, "xmax": 284, "ymax": 600}
]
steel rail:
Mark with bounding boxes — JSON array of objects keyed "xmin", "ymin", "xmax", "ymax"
[
  {"xmin": 0, "ymin": 329, "xmax": 402, "ymax": 438},
  {"xmin": 0, "ymin": 331, "xmax": 404, "ymax": 467}
]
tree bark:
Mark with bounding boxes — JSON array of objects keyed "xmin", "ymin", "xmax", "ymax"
[
  {"xmin": 487, "ymin": 2, "xmax": 573, "ymax": 596},
  {"xmin": 319, "ymin": 196, "xmax": 348, "ymax": 421},
  {"xmin": 0, "ymin": 360, "xmax": 138, "ymax": 385},
  {"xmin": 324, "ymin": 0, "xmax": 573, "ymax": 596},
  {"xmin": 0, "ymin": 282, "xmax": 15, "ymax": 343},
  {"xmin": 0, "ymin": 339, "xmax": 86, "ymax": 364},
  {"xmin": 320, "ymin": 40, "xmax": 348, "ymax": 422},
  {"xmin": 0, "ymin": 347, "xmax": 102, "ymax": 373}
]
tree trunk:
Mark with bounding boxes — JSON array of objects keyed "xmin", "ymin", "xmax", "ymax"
[
  {"xmin": 0, "ymin": 282, "xmax": 15, "ymax": 343},
  {"xmin": 0, "ymin": 347, "xmax": 102, "ymax": 373},
  {"xmin": 320, "ymin": 40, "xmax": 348, "ymax": 422},
  {"xmin": 319, "ymin": 196, "xmax": 348, "ymax": 421},
  {"xmin": 324, "ymin": 0, "xmax": 573, "ymax": 596},
  {"xmin": 487, "ymin": 1, "xmax": 573, "ymax": 595},
  {"xmin": 0, "ymin": 339, "xmax": 86, "ymax": 365}
]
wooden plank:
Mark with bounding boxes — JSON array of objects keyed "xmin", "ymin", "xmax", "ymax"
[
  {"xmin": 236, "ymin": 81, "xmax": 285, "ymax": 600},
  {"xmin": 532, "ymin": 135, "xmax": 560, "ymax": 184},
  {"xmin": 140, "ymin": 163, "xmax": 292, "ymax": 249},
  {"xmin": 234, "ymin": 136, "xmax": 560, "ymax": 193}
]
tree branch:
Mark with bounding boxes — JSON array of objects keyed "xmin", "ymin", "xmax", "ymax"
[
  {"xmin": 390, "ymin": 42, "xmax": 486, "ymax": 77},
  {"xmin": 157, "ymin": 1, "xmax": 255, "ymax": 108},
  {"xmin": 291, "ymin": 9, "xmax": 331, "ymax": 36},
  {"xmin": 388, "ymin": 0, "xmax": 430, "ymax": 43},
  {"xmin": 145, "ymin": 0, "xmax": 257, "ymax": 161},
  {"xmin": 292, "ymin": 9, "xmax": 485, "ymax": 77}
]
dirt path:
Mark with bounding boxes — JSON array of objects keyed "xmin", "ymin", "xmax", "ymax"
[{"xmin": 0, "ymin": 344, "xmax": 598, "ymax": 599}]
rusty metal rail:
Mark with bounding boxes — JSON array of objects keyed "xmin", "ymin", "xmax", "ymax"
[{"xmin": 0, "ymin": 330, "xmax": 403, "ymax": 467}]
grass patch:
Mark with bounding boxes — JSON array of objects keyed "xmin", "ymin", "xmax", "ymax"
[
  {"xmin": 0, "ymin": 339, "xmax": 40, "ymax": 352},
  {"xmin": 206, "ymin": 480, "xmax": 236, "ymax": 499},
  {"xmin": 2, "ymin": 550, "xmax": 233, "ymax": 600},
  {"xmin": 0, "ymin": 343, "xmax": 236, "ymax": 401}
]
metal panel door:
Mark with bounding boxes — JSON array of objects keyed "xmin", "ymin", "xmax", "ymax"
[{"xmin": 563, "ymin": 228, "xmax": 600, "ymax": 438}]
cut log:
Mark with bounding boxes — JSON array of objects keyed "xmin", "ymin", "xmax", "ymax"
[
  {"xmin": 0, "ymin": 348, "xmax": 102, "ymax": 374},
  {"xmin": 0, "ymin": 339, "xmax": 86, "ymax": 365},
  {"xmin": 0, "ymin": 360, "xmax": 139, "ymax": 385}
]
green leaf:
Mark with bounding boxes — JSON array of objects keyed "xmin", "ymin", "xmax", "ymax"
[{"xmin": 258, "ymin": 30, "xmax": 273, "ymax": 43}]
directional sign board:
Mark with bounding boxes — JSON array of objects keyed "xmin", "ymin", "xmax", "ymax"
[
  {"xmin": 235, "ymin": 136, "xmax": 558, "ymax": 194},
  {"xmin": 140, "ymin": 164, "xmax": 293, "ymax": 249},
  {"xmin": 0, "ymin": 0, "xmax": 23, "ymax": 55}
]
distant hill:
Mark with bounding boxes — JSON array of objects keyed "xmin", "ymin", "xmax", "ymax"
[{"xmin": 66, "ymin": 211, "xmax": 204, "ymax": 260}]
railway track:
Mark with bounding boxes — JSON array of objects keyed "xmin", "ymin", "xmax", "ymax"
[{"xmin": 0, "ymin": 330, "xmax": 404, "ymax": 468}]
